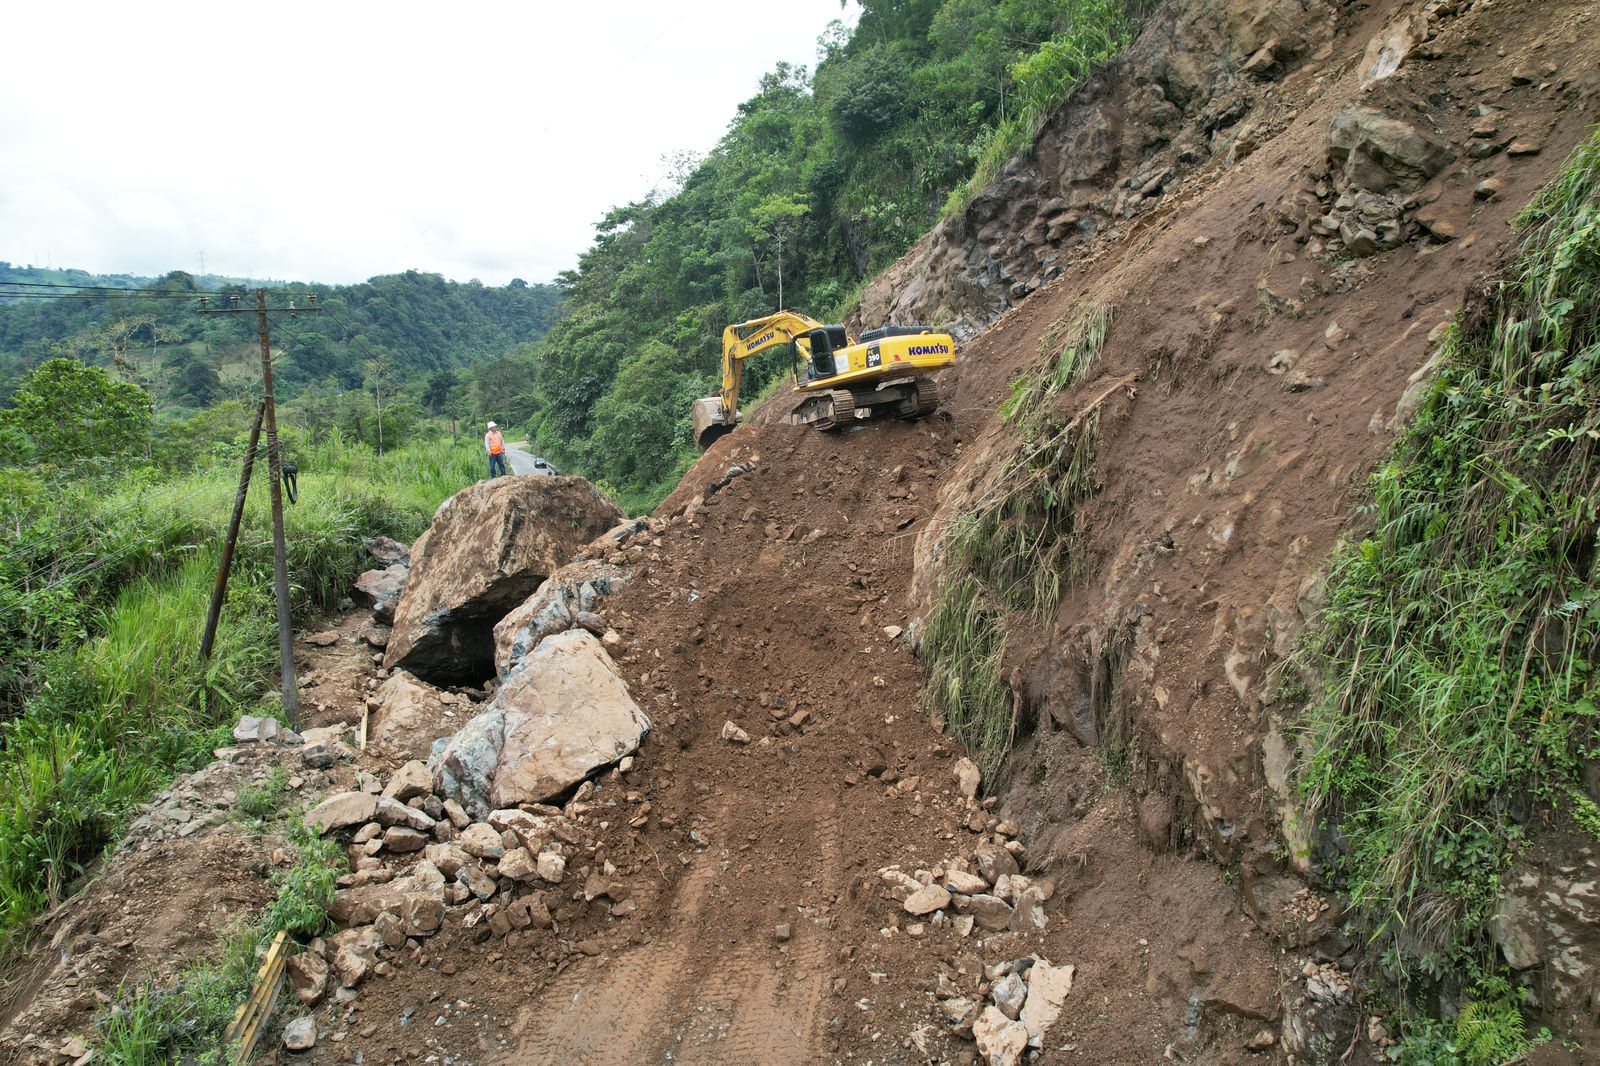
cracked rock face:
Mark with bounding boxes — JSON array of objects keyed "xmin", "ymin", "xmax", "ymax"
[{"xmin": 383, "ymin": 477, "xmax": 624, "ymax": 684}]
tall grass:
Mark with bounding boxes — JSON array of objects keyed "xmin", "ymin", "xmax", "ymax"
[
  {"xmin": 920, "ymin": 304, "xmax": 1113, "ymax": 774},
  {"xmin": 0, "ymin": 432, "xmax": 479, "ymax": 950},
  {"xmin": 93, "ymin": 824, "xmax": 343, "ymax": 1065},
  {"xmin": 1293, "ymin": 131, "xmax": 1600, "ymax": 1031}
]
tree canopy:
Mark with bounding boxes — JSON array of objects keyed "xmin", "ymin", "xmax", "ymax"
[{"xmin": 520, "ymin": 0, "xmax": 1144, "ymax": 509}]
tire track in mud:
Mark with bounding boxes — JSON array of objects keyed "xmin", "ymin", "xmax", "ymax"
[
  {"xmin": 500, "ymin": 814, "xmax": 723, "ymax": 1064},
  {"xmin": 503, "ymin": 788, "xmax": 845, "ymax": 1065},
  {"xmin": 665, "ymin": 787, "xmax": 844, "ymax": 1065}
]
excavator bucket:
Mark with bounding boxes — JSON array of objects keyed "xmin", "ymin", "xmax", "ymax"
[{"xmin": 692, "ymin": 396, "xmax": 737, "ymax": 451}]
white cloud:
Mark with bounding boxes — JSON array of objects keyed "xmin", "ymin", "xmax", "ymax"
[{"xmin": 0, "ymin": 0, "xmax": 857, "ymax": 285}]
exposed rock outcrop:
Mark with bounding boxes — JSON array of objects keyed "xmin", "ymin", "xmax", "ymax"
[{"xmin": 383, "ymin": 477, "xmax": 625, "ymax": 683}]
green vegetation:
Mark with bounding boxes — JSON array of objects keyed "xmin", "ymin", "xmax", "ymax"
[
  {"xmin": 523, "ymin": 0, "xmax": 1146, "ymax": 509},
  {"xmin": 235, "ymin": 765, "xmax": 292, "ymax": 823},
  {"xmin": 0, "ymin": 355, "xmax": 481, "ymax": 952},
  {"xmin": 0, "ymin": 267, "xmax": 562, "ymax": 460},
  {"xmin": 93, "ymin": 823, "xmax": 343, "ymax": 1065},
  {"xmin": 945, "ymin": 0, "xmax": 1144, "ymax": 216},
  {"xmin": 1294, "ymin": 131, "xmax": 1600, "ymax": 1048},
  {"xmin": 921, "ymin": 303, "xmax": 1113, "ymax": 774}
]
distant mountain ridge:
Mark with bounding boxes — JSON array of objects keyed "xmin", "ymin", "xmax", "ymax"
[{"xmin": 0, "ymin": 264, "xmax": 563, "ymax": 402}]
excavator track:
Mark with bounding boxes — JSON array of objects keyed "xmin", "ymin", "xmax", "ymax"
[
  {"xmin": 817, "ymin": 389, "xmax": 856, "ymax": 430},
  {"xmin": 904, "ymin": 377, "xmax": 940, "ymax": 419}
]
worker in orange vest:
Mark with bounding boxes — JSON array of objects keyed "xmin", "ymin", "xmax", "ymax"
[{"xmin": 485, "ymin": 421, "xmax": 508, "ymax": 478}]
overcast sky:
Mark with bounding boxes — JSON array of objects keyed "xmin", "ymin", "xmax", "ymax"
[{"xmin": 0, "ymin": 1, "xmax": 857, "ymax": 287}]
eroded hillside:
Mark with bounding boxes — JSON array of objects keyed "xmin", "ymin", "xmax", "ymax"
[{"xmin": 2, "ymin": 0, "xmax": 1597, "ymax": 1063}]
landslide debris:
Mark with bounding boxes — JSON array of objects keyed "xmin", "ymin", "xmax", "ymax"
[
  {"xmin": 383, "ymin": 476, "xmax": 624, "ymax": 683},
  {"xmin": 6, "ymin": 0, "xmax": 1600, "ymax": 1062}
]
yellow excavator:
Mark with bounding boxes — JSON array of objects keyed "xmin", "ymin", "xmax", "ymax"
[{"xmin": 691, "ymin": 310, "xmax": 956, "ymax": 450}]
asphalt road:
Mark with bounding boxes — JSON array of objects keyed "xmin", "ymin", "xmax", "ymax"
[{"xmin": 504, "ymin": 442, "xmax": 546, "ymax": 476}]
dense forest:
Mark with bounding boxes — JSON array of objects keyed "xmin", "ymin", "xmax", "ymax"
[
  {"xmin": 0, "ymin": 266, "xmax": 562, "ymax": 448},
  {"xmin": 522, "ymin": 0, "xmax": 1142, "ymax": 506}
]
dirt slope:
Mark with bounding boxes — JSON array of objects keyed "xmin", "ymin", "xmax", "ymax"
[{"xmin": 4, "ymin": 0, "xmax": 1598, "ymax": 1062}]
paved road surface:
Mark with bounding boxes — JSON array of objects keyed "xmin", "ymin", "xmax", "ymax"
[{"xmin": 503, "ymin": 441, "xmax": 547, "ymax": 476}]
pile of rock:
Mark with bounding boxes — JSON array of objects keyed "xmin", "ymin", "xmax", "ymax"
[
  {"xmin": 939, "ymin": 955, "xmax": 1077, "ymax": 1066},
  {"xmin": 879, "ymin": 837, "xmax": 1050, "ymax": 940},
  {"xmin": 296, "ymin": 758, "xmax": 631, "ymax": 1011}
]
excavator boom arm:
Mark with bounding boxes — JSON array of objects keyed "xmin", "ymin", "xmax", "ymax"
[{"xmin": 717, "ymin": 310, "xmax": 826, "ymax": 420}]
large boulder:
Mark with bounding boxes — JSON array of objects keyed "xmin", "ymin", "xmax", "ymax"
[
  {"xmin": 383, "ymin": 477, "xmax": 624, "ymax": 682},
  {"xmin": 1327, "ymin": 107, "xmax": 1453, "ymax": 193},
  {"xmin": 492, "ymin": 560, "xmax": 630, "ymax": 678},
  {"xmin": 430, "ymin": 629, "xmax": 650, "ymax": 814}
]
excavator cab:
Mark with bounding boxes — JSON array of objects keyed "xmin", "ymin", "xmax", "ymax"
[{"xmin": 802, "ymin": 324, "xmax": 849, "ymax": 380}]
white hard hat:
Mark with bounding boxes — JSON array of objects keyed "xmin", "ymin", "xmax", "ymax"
[{"xmin": 487, "ymin": 421, "xmax": 498, "ymax": 429}]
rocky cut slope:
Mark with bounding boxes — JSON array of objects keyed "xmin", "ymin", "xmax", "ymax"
[{"xmin": 866, "ymin": 0, "xmax": 1600, "ymax": 1055}]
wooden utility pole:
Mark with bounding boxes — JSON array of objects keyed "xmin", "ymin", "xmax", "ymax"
[
  {"xmin": 256, "ymin": 289, "xmax": 298, "ymax": 722},
  {"xmin": 200, "ymin": 290, "xmax": 319, "ymax": 725},
  {"xmin": 200, "ymin": 400, "xmax": 266, "ymax": 661}
]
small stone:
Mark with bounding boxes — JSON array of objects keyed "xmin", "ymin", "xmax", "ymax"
[
  {"xmin": 304, "ymin": 630, "xmax": 340, "ymax": 647},
  {"xmin": 942, "ymin": 996, "xmax": 982, "ymax": 1037},
  {"xmin": 1323, "ymin": 321, "xmax": 1348, "ymax": 348},
  {"xmin": 975, "ymin": 843, "xmax": 1018, "ymax": 884},
  {"xmin": 536, "ymin": 851, "xmax": 567, "ymax": 884},
  {"xmin": 1475, "ymin": 177, "xmax": 1505, "ymax": 201},
  {"xmin": 352, "ymin": 822, "xmax": 382, "ymax": 845},
  {"xmin": 382, "ymin": 761, "xmax": 433, "ymax": 802},
  {"xmin": 973, "ymin": 1006, "xmax": 1028, "ymax": 1066},
  {"xmin": 1247, "ymin": 1029, "xmax": 1277, "ymax": 1050},
  {"xmin": 442, "ymin": 799, "xmax": 471, "ymax": 829},
  {"xmin": 287, "ymin": 952, "xmax": 329, "ymax": 1006},
  {"xmin": 283, "ymin": 1015, "xmax": 317, "ymax": 1051},
  {"xmin": 1507, "ymin": 139, "xmax": 1542, "ymax": 156},
  {"xmin": 1284, "ymin": 370, "xmax": 1327, "ymax": 393},
  {"xmin": 382, "ymin": 826, "xmax": 427, "ymax": 853},
  {"xmin": 720, "ymin": 720, "xmax": 751, "ymax": 745},
  {"xmin": 955, "ymin": 893, "xmax": 1014, "ymax": 932},
  {"xmin": 459, "ymin": 823, "xmax": 505, "ymax": 859},
  {"xmin": 992, "ymin": 972, "xmax": 1027, "ymax": 1019},
  {"xmin": 457, "ymin": 863, "xmax": 498, "ymax": 901},
  {"xmin": 1019, "ymin": 961, "xmax": 1075, "ymax": 1048},
  {"xmin": 774, "ymin": 923, "xmax": 792, "ymax": 942},
  {"xmin": 904, "ymin": 884, "xmax": 953, "ymax": 916},
  {"xmin": 945, "ymin": 869, "xmax": 988, "ymax": 895},
  {"xmin": 953, "ymin": 757, "xmax": 981, "ymax": 801},
  {"xmin": 497, "ymin": 847, "xmax": 537, "ymax": 881},
  {"xmin": 304, "ymin": 792, "xmax": 377, "ymax": 835}
]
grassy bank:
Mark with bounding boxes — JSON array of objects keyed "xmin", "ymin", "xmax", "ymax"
[
  {"xmin": 0, "ymin": 432, "xmax": 481, "ymax": 949},
  {"xmin": 920, "ymin": 304, "xmax": 1111, "ymax": 775},
  {"xmin": 1294, "ymin": 130, "xmax": 1600, "ymax": 1056}
]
